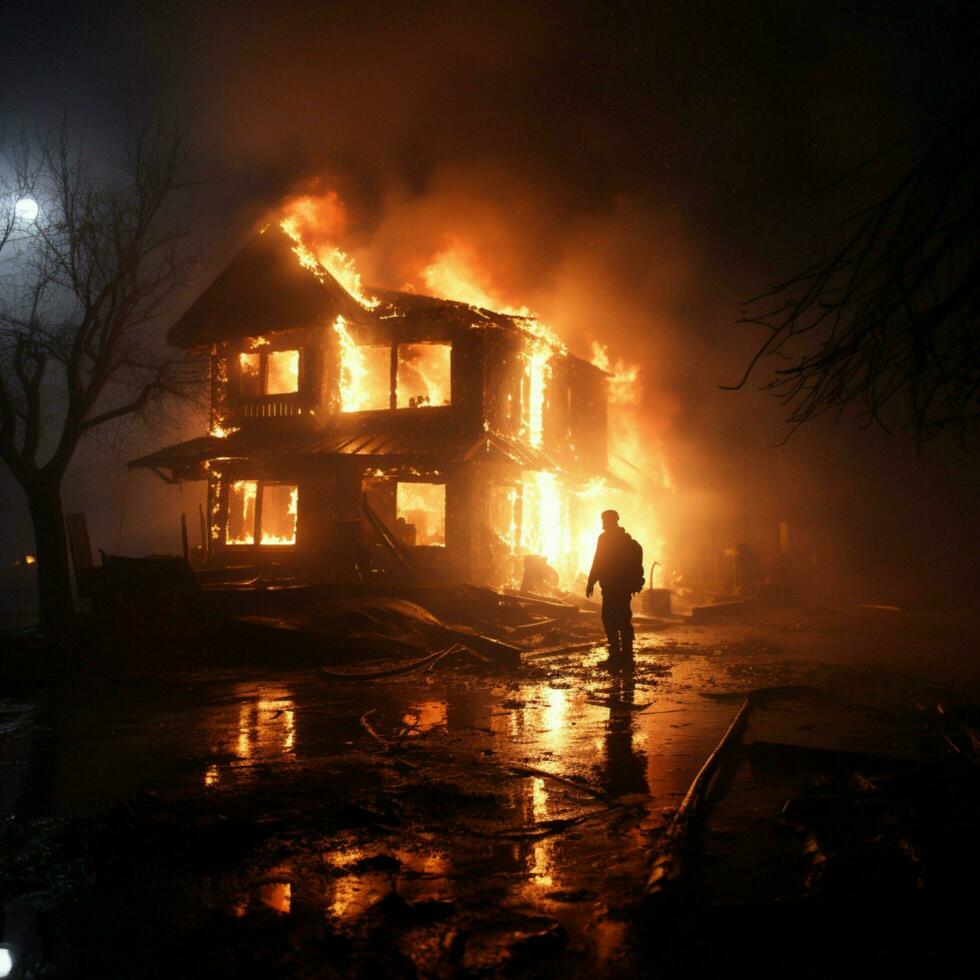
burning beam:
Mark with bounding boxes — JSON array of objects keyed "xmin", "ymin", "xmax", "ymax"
[{"xmin": 280, "ymin": 214, "xmax": 379, "ymax": 310}]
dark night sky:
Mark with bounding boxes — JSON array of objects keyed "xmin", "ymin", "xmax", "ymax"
[{"xmin": 2, "ymin": 0, "xmax": 979, "ymax": 602}]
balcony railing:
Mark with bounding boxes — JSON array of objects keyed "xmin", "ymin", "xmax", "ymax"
[{"xmin": 230, "ymin": 400, "xmax": 305, "ymax": 421}]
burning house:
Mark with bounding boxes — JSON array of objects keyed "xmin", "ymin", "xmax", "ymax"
[{"xmin": 130, "ymin": 223, "xmax": 624, "ymax": 588}]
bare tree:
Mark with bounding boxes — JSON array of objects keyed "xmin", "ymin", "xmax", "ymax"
[
  {"xmin": 0, "ymin": 116, "xmax": 200, "ymax": 631},
  {"xmin": 728, "ymin": 97, "xmax": 980, "ymax": 444}
]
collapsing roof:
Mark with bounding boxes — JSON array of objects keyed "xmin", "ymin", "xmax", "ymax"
[{"xmin": 168, "ymin": 224, "xmax": 608, "ymax": 380}]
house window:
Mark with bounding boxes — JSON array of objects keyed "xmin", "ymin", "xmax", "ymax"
[
  {"xmin": 397, "ymin": 344, "xmax": 451, "ymax": 408},
  {"xmin": 396, "ymin": 482, "xmax": 446, "ymax": 547},
  {"xmin": 238, "ymin": 349, "xmax": 300, "ymax": 397},
  {"xmin": 239, "ymin": 354, "xmax": 262, "ymax": 398},
  {"xmin": 338, "ymin": 340, "xmax": 452, "ymax": 412},
  {"xmin": 226, "ymin": 481, "xmax": 298, "ymax": 546},
  {"xmin": 226, "ymin": 480, "xmax": 258, "ymax": 544},
  {"xmin": 260, "ymin": 484, "xmax": 298, "ymax": 545},
  {"xmin": 266, "ymin": 350, "xmax": 300, "ymax": 395},
  {"xmin": 339, "ymin": 345, "xmax": 391, "ymax": 412}
]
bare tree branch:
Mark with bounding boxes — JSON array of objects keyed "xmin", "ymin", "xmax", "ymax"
[
  {"xmin": 729, "ymin": 96, "xmax": 980, "ymax": 444},
  {"xmin": 0, "ymin": 111, "xmax": 204, "ymax": 628}
]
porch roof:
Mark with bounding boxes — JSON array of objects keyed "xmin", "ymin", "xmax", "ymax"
[{"xmin": 128, "ymin": 418, "xmax": 630, "ymax": 489}]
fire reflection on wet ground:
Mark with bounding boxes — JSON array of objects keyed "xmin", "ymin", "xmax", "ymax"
[{"xmin": 1, "ymin": 621, "xmax": 967, "ymax": 976}]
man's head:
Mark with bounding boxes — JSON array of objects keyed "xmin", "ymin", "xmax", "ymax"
[{"xmin": 601, "ymin": 509, "xmax": 620, "ymax": 531}]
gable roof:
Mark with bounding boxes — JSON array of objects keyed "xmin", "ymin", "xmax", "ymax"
[
  {"xmin": 128, "ymin": 414, "xmax": 630, "ymax": 489},
  {"xmin": 167, "ymin": 225, "xmax": 364, "ymax": 348},
  {"xmin": 127, "ymin": 417, "xmax": 555, "ymax": 476}
]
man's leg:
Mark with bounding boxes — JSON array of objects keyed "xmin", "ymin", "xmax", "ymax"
[
  {"xmin": 620, "ymin": 594, "xmax": 635, "ymax": 672},
  {"xmin": 601, "ymin": 593, "xmax": 621, "ymax": 668},
  {"xmin": 616, "ymin": 592, "xmax": 633, "ymax": 670}
]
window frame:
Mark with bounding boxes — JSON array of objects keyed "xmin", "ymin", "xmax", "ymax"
[
  {"xmin": 339, "ymin": 341, "xmax": 453, "ymax": 413},
  {"xmin": 235, "ymin": 347, "xmax": 303, "ymax": 400},
  {"xmin": 395, "ymin": 342, "xmax": 453, "ymax": 410},
  {"xmin": 394, "ymin": 478, "xmax": 447, "ymax": 548},
  {"xmin": 224, "ymin": 480, "xmax": 299, "ymax": 547}
]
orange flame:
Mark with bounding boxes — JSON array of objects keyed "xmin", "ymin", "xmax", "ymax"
[
  {"xmin": 421, "ymin": 244, "xmax": 500, "ymax": 311},
  {"xmin": 589, "ymin": 341, "xmax": 671, "ymax": 579},
  {"xmin": 227, "ymin": 480, "xmax": 258, "ymax": 545},
  {"xmin": 280, "ymin": 192, "xmax": 379, "ymax": 309},
  {"xmin": 590, "ymin": 341, "xmax": 639, "ymax": 406},
  {"xmin": 396, "ymin": 482, "xmax": 446, "ymax": 546},
  {"xmin": 523, "ymin": 343, "xmax": 552, "ymax": 449},
  {"xmin": 332, "ymin": 315, "xmax": 391, "ymax": 411},
  {"xmin": 397, "ymin": 344, "xmax": 451, "ymax": 408},
  {"xmin": 419, "ymin": 242, "xmax": 566, "ymax": 352},
  {"xmin": 260, "ymin": 486, "xmax": 298, "ymax": 545}
]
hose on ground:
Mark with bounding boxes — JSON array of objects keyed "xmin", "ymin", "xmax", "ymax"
[{"xmin": 319, "ymin": 643, "xmax": 479, "ymax": 681}]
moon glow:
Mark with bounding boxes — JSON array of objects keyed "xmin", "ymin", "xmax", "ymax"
[{"xmin": 15, "ymin": 197, "xmax": 39, "ymax": 223}]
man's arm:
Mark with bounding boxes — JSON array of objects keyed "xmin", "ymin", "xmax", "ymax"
[{"xmin": 585, "ymin": 536, "xmax": 603, "ymax": 597}]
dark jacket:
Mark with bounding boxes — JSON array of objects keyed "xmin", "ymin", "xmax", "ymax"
[{"xmin": 587, "ymin": 527, "xmax": 644, "ymax": 594}]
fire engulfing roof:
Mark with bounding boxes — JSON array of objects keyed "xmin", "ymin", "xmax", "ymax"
[
  {"xmin": 128, "ymin": 415, "xmax": 630, "ymax": 489},
  {"xmin": 167, "ymin": 226, "xmax": 607, "ymax": 380},
  {"xmin": 167, "ymin": 225, "xmax": 365, "ymax": 348},
  {"xmin": 370, "ymin": 287, "xmax": 529, "ymax": 333}
]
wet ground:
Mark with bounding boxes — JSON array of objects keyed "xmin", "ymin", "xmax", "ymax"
[{"xmin": 3, "ymin": 606, "xmax": 980, "ymax": 977}]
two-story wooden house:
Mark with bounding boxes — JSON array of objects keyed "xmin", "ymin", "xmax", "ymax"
[{"xmin": 129, "ymin": 225, "xmax": 618, "ymax": 587}]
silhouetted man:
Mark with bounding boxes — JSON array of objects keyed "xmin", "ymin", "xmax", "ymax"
[{"xmin": 586, "ymin": 510, "xmax": 644, "ymax": 672}]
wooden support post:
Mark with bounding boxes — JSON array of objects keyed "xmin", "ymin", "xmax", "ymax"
[
  {"xmin": 198, "ymin": 503, "xmax": 207, "ymax": 553},
  {"xmin": 389, "ymin": 343, "xmax": 398, "ymax": 409},
  {"xmin": 180, "ymin": 513, "xmax": 189, "ymax": 563}
]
